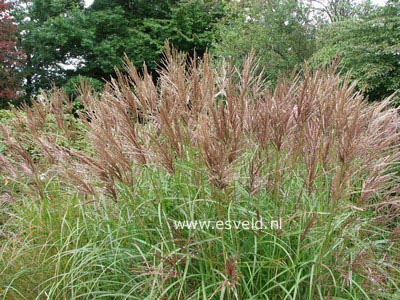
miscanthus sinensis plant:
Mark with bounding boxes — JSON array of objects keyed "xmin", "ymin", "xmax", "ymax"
[{"xmin": 0, "ymin": 47, "xmax": 399, "ymax": 299}]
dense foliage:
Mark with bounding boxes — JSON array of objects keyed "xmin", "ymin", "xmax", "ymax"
[
  {"xmin": 313, "ymin": 0, "xmax": 400, "ymax": 102},
  {"xmin": 0, "ymin": 0, "xmax": 24, "ymax": 108},
  {"xmin": 1, "ymin": 0, "xmax": 397, "ymax": 104},
  {"xmin": 213, "ymin": 0, "xmax": 316, "ymax": 84},
  {"xmin": 14, "ymin": 0, "xmax": 225, "ymax": 100}
]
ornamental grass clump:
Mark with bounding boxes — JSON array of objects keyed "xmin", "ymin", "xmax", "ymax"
[{"xmin": 0, "ymin": 47, "xmax": 399, "ymax": 299}]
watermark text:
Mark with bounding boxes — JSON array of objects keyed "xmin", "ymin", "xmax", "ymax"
[{"xmin": 173, "ymin": 217, "xmax": 282, "ymax": 231}]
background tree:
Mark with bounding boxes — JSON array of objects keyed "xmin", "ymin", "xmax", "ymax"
[
  {"xmin": 312, "ymin": 0, "xmax": 400, "ymax": 102},
  {"xmin": 0, "ymin": 0, "xmax": 24, "ymax": 108},
  {"xmin": 213, "ymin": 0, "xmax": 316, "ymax": 85},
  {"xmin": 14, "ymin": 0, "xmax": 85, "ymax": 101},
  {"xmin": 169, "ymin": 0, "xmax": 225, "ymax": 56},
  {"xmin": 11, "ymin": 0, "xmax": 396, "ymax": 106},
  {"xmin": 13, "ymin": 0, "xmax": 225, "ymax": 102},
  {"xmin": 309, "ymin": 0, "xmax": 375, "ymax": 23},
  {"xmin": 77, "ymin": 0, "xmax": 225, "ymax": 80}
]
